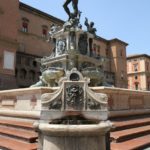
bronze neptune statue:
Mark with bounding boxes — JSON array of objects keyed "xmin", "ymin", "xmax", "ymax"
[{"xmin": 63, "ymin": 0, "xmax": 79, "ymax": 20}]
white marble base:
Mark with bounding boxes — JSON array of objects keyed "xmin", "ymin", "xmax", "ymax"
[{"xmin": 35, "ymin": 121, "xmax": 112, "ymax": 150}]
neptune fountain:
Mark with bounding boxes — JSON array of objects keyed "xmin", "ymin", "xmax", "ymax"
[{"xmin": 33, "ymin": 1, "xmax": 112, "ymax": 150}]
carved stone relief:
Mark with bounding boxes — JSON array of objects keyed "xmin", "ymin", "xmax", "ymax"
[
  {"xmin": 57, "ymin": 39, "xmax": 66, "ymax": 55},
  {"xmin": 65, "ymin": 84, "xmax": 84, "ymax": 110}
]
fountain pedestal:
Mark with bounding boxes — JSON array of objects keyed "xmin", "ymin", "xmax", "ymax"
[
  {"xmin": 36, "ymin": 122, "xmax": 112, "ymax": 150},
  {"xmin": 34, "ymin": 69, "xmax": 112, "ymax": 150}
]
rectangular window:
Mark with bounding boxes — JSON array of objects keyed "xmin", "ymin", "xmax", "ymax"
[
  {"xmin": 3, "ymin": 51, "xmax": 15, "ymax": 70},
  {"xmin": 42, "ymin": 28, "xmax": 47, "ymax": 37},
  {"xmin": 135, "ymin": 83, "xmax": 139, "ymax": 90},
  {"xmin": 22, "ymin": 22, "xmax": 28, "ymax": 32},
  {"xmin": 120, "ymin": 50, "xmax": 123, "ymax": 57},
  {"xmin": 148, "ymin": 83, "xmax": 150, "ymax": 91},
  {"xmin": 133, "ymin": 64, "xmax": 138, "ymax": 72},
  {"xmin": 0, "ymin": 78, "xmax": 2, "ymax": 88},
  {"xmin": 16, "ymin": 56, "xmax": 21, "ymax": 64},
  {"xmin": 147, "ymin": 62, "xmax": 149, "ymax": 71},
  {"xmin": 97, "ymin": 45, "xmax": 100, "ymax": 56},
  {"xmin": 135, "ymin": 75, "xmax": 138, "ymax": 80},
  {"xmin": 106, "ymin": 49, "xmax": 109, "ymax": 57}
]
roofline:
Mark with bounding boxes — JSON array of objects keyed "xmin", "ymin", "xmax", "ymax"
[
  {"xmin": 127, "ymin": 54, "xmax": 150, "ymax": 60},
  {"xmin": 95, "ymin": 36, "xmax": 128, "ymax": 46},
  {"xmin": 19, "ymin": 2, "xmax": 65, "ymax": 25},
  {"xmin": 109, "ymin": 38, "xmax": 128, "ymax": 46},
  {"xmin": 95, "ymin": 36, "xmax": 108, "ymax": 43}
]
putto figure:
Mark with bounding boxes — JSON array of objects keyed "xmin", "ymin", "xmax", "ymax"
[
  {"xmin": 63, "ymin": 0, "xmax": 79, "ymax": 20},
  {"xmin": 84, "ymin": 17, "xmax": 97, "ymax": 35}
]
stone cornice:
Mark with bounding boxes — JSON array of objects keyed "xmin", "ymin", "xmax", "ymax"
[
  {"xmin": 127, "ymin": 71, "xmax": 146, "ymax": 75},
  {"xmin": 127, "ymin": 54, "xmax": 150, "ymax": 60}
]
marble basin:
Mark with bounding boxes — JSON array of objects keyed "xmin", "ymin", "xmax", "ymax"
[
  {"xmin": 81, "ymin": 67, "xmax": 104, "ymax": 86},
  {"xmin": 42, "ymin": 67, "xmax": 65, "ymax": 86}
]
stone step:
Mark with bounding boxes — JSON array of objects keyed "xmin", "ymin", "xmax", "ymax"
[
  {"xmin": 0, "ymin": 119, "xmax": 34, "ymax": 130},
  {"xmin": 111, "ymin": 125, "xmax": 150, "ymax": 142},
  {"xmin": 111, "ymin": 135, "xmax": 150, "ymax": 150},
  {"xmin": 112, "ymin": 117, "xmax": 150, "ymax": 131},
  {"xmin": 0, "ymin": 126, "xmax": 38, "ymax": 143},
  {"xmin": 0, "ymin": 135, "xmax": 38, "ymax": 150}
]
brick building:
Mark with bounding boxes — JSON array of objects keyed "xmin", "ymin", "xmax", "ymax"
[
  {"xmin": 93, "ymin": 37, "xmax": 128, "ymax": 88},
  {"xmin": 127, "ymin": 54, "xmax": 150, "ymax": 91},
  {"xmin": 0, "ymin": 1, "xmax": 64, "ymax": 89},
  {"xmin": 0, "ymin": 1, "xmax": 128, "ymax": 90}
]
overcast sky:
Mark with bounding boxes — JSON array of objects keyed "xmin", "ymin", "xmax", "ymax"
[{"xmin": 20, "ymin": 0, "xmax": 150, "ymax": 56}]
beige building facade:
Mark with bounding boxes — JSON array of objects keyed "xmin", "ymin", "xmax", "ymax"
[
  {"xmin": 93, "ymin": 37, "xmax": 128, "ymax": 88},
  {"xmin": 127, "ymin": 54, "xmax": 150, "ymax": 91},
  {"xmin": 0, "ymin": 1, "xmax": 128, "ymax": 90}
]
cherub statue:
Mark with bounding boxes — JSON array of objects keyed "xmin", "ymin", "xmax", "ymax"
[
  {"xmin": 47, "ymin": 24, "xmax": 60, "ymax": 42},
  {"xmin": 84, "ymin": 17, "xmax": 97, "ymax": 35},
  {"xmin": 49, "ymin": 24, "xmax": 57, "ymax": 34}
]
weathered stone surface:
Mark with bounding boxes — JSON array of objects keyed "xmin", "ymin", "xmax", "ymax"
[
  {"xmin": 35, "ymin": 122, "xmax": 112, "ymax": 150},
  {"xmin": 40, "ymin": 69, "xmax": 108, "ymax": 123}
]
